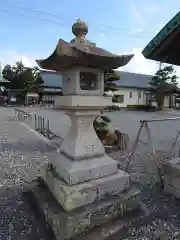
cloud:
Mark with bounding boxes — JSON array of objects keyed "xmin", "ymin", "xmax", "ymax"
[
  {"xmin": 1, "ymin": 48, "xmax": 180, "ymax": 82},
  {"xmin": 121, "ymin": 48, "xmax": 158, "ymax": 75},
  {"xmin": 121, "ymin": 48, "xmax": 180, "ymax": 79},
  {"xmin": 0, "ymin": 50, "xmax": 39, "ymax": 68}
]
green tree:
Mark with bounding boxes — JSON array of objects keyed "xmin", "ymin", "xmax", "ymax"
[
  {"xmin": 2, "ymin": 62, "xmax": 43, "ymax": 100},
  {"xmin": 22, "ymin": 67, "xmax": 44, "ymax": 94},
  {"xmin": 104, "ymin": 70, "xmax": 120, "ymax": 92},
  {"xmin": 104, "ymin": 70, "xmax": 120, "ymax": 103},
  {"xmin": 149, "ymin": 65, "xmax": 178, "ymax": 110}
]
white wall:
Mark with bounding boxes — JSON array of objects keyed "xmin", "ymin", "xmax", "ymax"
[
  {"xmin": 105, "ymin": 88, "xmax": 175, "ymax": 108},
  {"xmin": 113, "ymin": 88, "xmax": 146, "ymax": 107}
]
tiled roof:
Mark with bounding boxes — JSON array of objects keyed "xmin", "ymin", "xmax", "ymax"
[
  {"xmin": 40, "ymin": 71, "xmax": 62, "ymax": 88},
  {"xmin": 40, "ymin": 70, "xmax": 153, "ymax": 89},
  {"xmin": 115, "ymin": 71, "xmax": 153, "ymax": 89},
  {"xmin": 142, "ymin": 11, "xmax": 180, "ymax": 63}
]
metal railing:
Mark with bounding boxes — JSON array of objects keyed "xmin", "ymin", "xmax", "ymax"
[
  {"xmin": 34, "ymin": 114, "xmax": 61, "ymax": 140},
  {"xmin": 14, "ymin": 108, "xmax": 32, "ymax": 120},
  {"xmin": 122, "ymin": 116, "xmax": 180, "ymax": 186},
  {"xmin": 14, "ymin": 108, "xmax": 62, "ymax": 141}
]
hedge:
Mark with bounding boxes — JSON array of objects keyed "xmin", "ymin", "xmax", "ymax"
[{"xmin": 127, "ymin": 104, "xmax": 157, "ymax": 111}]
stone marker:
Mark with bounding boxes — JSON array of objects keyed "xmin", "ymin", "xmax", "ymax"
[{"xmin": 33, "ymin": 19, "xmax": 140, "ymax": 239}]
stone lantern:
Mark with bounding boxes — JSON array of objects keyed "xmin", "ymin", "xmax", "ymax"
[{"xmin": 35, "ymin": 19, "xmax": 139, "ymax": 239}]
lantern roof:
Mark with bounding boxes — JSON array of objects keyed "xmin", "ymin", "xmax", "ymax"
[{"xmin": 36, "ymin": 19, "xmax": 134, "ymax": 72}]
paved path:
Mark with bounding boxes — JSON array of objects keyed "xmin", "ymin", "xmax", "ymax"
[{"xmin": 17, "ymin": 107, "xmax": 180, "ymax": 155}]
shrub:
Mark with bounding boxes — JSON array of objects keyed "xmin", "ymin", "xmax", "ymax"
[
  {"xmin": 96, "ymin": 128, "xmax": 109, "ymax": 142},
  {"xmin": 100, "ymin": 116, "xmax": 111, "ymax": 123},
  {"xmin": 93, "ymin": 116, "xmax": 109, "ymax": 142},
  {"xmin": 127, "ymin": 104, "xmax": 156, "ymax": 111},
  {"xmin": 104, "ymin": 105, "xmax": 121, "ymax": 111},
  {"xmin": 93, "ymin": 114, "xmax": 130, "ymax": 148}
]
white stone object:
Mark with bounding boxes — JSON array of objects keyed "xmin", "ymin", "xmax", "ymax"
[{"xmin": 40, "ymin": 19, "xmax": 131, "ymax": 212}]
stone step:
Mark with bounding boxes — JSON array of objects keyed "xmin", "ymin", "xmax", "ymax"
[
  {"xmin": 25, "ymin": 179, "xmax": 141, "ymax": 240},
  {"xmin": 75, "ymin": 210, "xmax": 180, "ymax": 239}
]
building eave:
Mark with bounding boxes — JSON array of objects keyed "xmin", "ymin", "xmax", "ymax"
[{"xmin": 142, "ymin": 11, "xmax": 180, "ymax": 65}]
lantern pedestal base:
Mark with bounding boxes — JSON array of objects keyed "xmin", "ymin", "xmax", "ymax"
[
  {"xmin": 28, "ymin": 177, "xmax": 140, "ymax": 240},
  {"xmin": 41, "ymin": 164, "xmax": 130, "ymax": 211}
]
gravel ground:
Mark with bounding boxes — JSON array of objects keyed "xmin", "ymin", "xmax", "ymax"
[
  {"xmin": 0, "ymin": 108, "xmax": 56, "ymax": 240},
  {"xmin": 0, "ymin": 191, "xmax": 55, "ymax": 240},
  {"xmin": 120, "ymin": 189, "xmax": 180, "ymax": 239},
  {"xmin": 0, "ymin": 120, "xmax": 56, "ymax": 187},
  {"xmin": 2, "ymin": 107, "xmax": 180, "ymax": 239}
]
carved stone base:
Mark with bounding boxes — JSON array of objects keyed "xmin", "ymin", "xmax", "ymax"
[
  {"xmin": 41, "ymin": 164, "xmax": 130, "ymax": 211},
  {"xmin": 51, "ymin": 152, "xmax": 118, "ymax": 186},
  {"xmin": 29, "ymin": 179, "xmax": 140, "ymax": 240}
]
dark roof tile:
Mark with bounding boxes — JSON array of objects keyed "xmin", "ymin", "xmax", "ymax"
[
  {"xmin": 40, "ymin": 71, "xmax": 62, "ymax": 88},
  {"xmin": 40, "ymin": 70, "xmax": 153, "ymax": 89},
  {"xmin": 115, "ymin": 71, "xmax": 153, "ymax": 89}
]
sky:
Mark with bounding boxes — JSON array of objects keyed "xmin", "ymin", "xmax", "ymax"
[{"xmin": 0, "ymin": 0, "xmax": 180, "ymax": 76}]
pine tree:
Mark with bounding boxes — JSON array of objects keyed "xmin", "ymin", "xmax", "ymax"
[{"xmin": 149, "ymin": 65, "xmax": 178, "ymax": 109}]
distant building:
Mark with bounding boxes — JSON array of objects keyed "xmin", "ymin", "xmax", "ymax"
[
  {"xmin": 2, "ymin": 68, "xmax": 177, "ymax": 107},
  {"xmin": 38, "ymin": 70, "xmax": 62, "ymax": 103},
  {"xmin": 39, "ymin": 70, "xmax": 177, "ymax": 107},
  {"xmin": 0, "ymin": 70, "xmax": 62, "ymax": 104},
  {"xmin": 105, "ymin": 71, "xmax": 176, "ymax": 108}
]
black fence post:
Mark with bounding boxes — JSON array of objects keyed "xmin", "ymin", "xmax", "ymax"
[
  {"xmin": 42, "ymin": 117, "xmax": 45, "ymax": 135},
  {"xmin": 47, "ymin": 120, "xmax": 50, "ymax": 139},
  {"xmin": 40, "ymin": 116, "xmax": 43, "ymax": 133},
  {"xmin": 34, "ymin": 114, "xmax": 37, "ymax": 130},
  {"xmin": 38, "ymin": 116, "xmax": 41, "ymax": 133}
]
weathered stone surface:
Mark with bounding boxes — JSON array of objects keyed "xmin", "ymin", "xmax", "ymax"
[
  {"xmin": 55, "ymin": 96, "xmax": 112, "ymax": 110},
  {"xmin": 52, "ymin": 152, "xmax": 118, "ymax": 185},
  {"xmin": 61, "ymin": 67, "xmax": 105, "ymax": 96},
  {"xmin": 164, "ymin": 184, "xmax": 180, "ymax": 198},
  {"xmin": 41, "ymin": 165, "xmax": 130, "ymax": 211},
  {"xmin": 30, "ymin": 180, "xmax": 140, "ymax": 240},
  {"xmin": 59, "ymin": 110, "xmax": 106, "ymax": 161}
]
